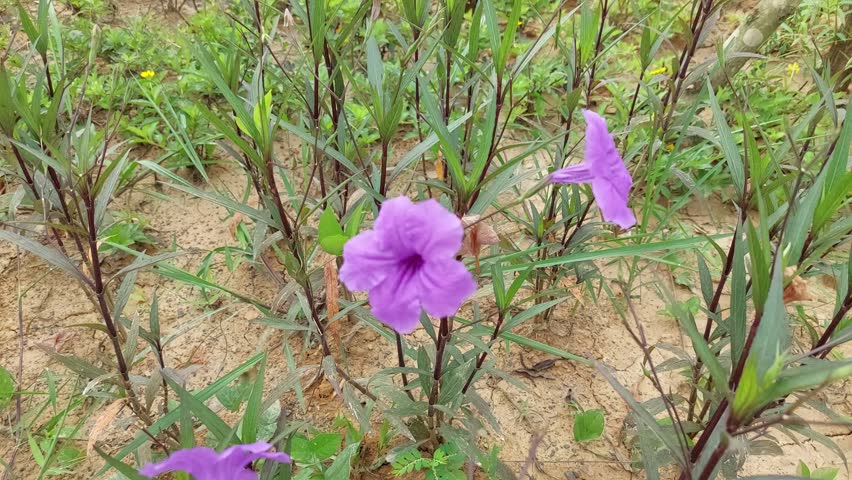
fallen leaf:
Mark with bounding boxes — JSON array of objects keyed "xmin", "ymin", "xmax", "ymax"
[
  {"xmin": 323, "ymin": 255, "xmax": 341, "ymax": 352},
  {"xmin": 87, "ymin": 399, "xmax": 125, "ymax": 455}
]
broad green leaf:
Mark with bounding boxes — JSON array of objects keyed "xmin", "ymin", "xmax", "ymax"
[
  {"xmin": 318, "ymin": 207, "xmax": 348, "ymax": 256},
  {"xmin": 573, "ymin": 409, "xmax": 605, "ymax": 442}
]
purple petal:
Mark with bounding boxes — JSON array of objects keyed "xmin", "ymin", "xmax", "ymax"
[
  {"xmin": 582, "ymin": 110, "xmax": 622, "ymax": 177},
  {"xmin": 408, "ymin": 199, "xmax": 464, "ymax": 258},
  {"xmin": 139, "ymin": 447, "xmax": 219, "ymax": 478},
  {"xmin": 373, "ymin": 196, "xmax": 463, "ymax": 259},
  {"xmin": 549, "ymin": 163, "xmax": 594, "ymax": 184},
  {"xmin": 372, "ymin": 196, "xmax": 419, "ymax": 257},
  {"xmin": 418, "ymin": 259, "xmax": 476, "ymax": 318},
  {"xmin": 221, "ymin": 442, "xmax": 291, "ymax": 464},
  {"xmin": 591, "ymin": 177, "xmax": 636, "ymax": 229},
  {"xmin": 219, "ymin": 443, "xmax": 291, "ymax": 480},
  {"xmin": 369, "ymin": 271, "xmax": 422, "ymax": 333},
  {"xmin": 340, "ymin": 230, "xmax": 397, "ymax": 291}
]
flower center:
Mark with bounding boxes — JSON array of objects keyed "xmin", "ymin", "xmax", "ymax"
[{"xmin": 402, "ymin": 253, "xmax": 425, "ymax": 271}]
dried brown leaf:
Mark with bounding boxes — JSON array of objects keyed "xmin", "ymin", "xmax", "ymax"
[
  {"xmin": 87, "ymin": 399, "xmax": 125, "ymax": 455},
  {"xmin": 323, "ymin": 254, "xmax": 341, "ymax": 351}
]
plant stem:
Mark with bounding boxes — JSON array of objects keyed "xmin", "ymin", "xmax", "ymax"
[
  {"xmin": 814, "ymin": 291, "xmax": 852, "ymax": 359},
  {"xmin": 427, "ymin": 317, "xmax": 451, "ymax": 434},
  {"xmin": 81, "ymin": 185, "xmax": 150, "ymax": 425},
  {"xmin": 396, "ymin": 333, "xmax": 414, "ymax": 401},
  {"xmin": 378, "ymin": 140, "xmax": 389, "ymax": 201},
  {"xmin": 461, "ymin": 310, "xmax": 505, "ymax": 394}
]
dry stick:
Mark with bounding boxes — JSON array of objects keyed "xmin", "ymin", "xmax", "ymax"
[{"xmin": 518, "ymin": 433, "xmax": 544, "ymax": 480}]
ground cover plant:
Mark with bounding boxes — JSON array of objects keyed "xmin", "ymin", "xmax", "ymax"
[{"xmin": 0, "ymin": 0, "xmax": 850, "ymax": 479}]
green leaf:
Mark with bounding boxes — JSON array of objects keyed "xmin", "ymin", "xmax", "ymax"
[
  {"xmin": 676, "ymin": 305, "xmax": 730, "ymax": 397},
  {"xmin": 707, "ymin": 81, "xmax": 745, "ymax": 195},
  {"xmin": 732, "ymin": 358, "xmax": 759, "ymax": 419},
  {"xmin": 165, "ymin": 375, "xmax": 237, "ymax": 444},
  {"xmin": 310, "ymin": 433, "xmax": 343, "ymax": 461},
  {"xmin": 94, "ymin": 446, "xmax": 147, "ymax": 480},
  {"xmin": 0, "ymin": 230, "xmax": 87, "ymax": 284},
  {"xmin": 730, "ymin": 222, "xmax": 748, "ymax": 370},
  {"xmin": 325, "ymin": 441, "xmax": 359, "ymax": 479},
  {"xmin": 750, "ymin": 255, "xmax": 790, "ymax": 381},
  {"xmin": 100, "ymin": 353, "xmax": 265, "ymax": 474},
  {"xmin": 318, "ymin": 207, "xmax": 348, "ymax": 256},
  {"xmin": 811, "ymin": 467, "xmax": 839, "ymax": 480},
  {"xmin": 573, "ymin": 409, "xmax": 605, "ymax": 442},
  {"xmin": 241, "ymin": 357, "xmax": 266, "ymax": 444},
  {"xmin": 216, "ymin": 380, "xmax": 251, "ymax": 412},
  {"xmin": 0, "ymin": 364, "xmax": 14, "ymax": 409}
]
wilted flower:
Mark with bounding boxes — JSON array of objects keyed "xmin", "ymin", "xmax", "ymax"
[
  {"xmin": 282, "ymin": 8, "xmax": 294, "ymax": 29},
  {"xmin": 459, "ymin": 215, "xmax": 499, "ymax": 257},
  {"xmin": 140, "ymin": 70, "xmax": 155, "ymax": 79},
  {"xmin": 339, "ymin": 196, "xmax": 476, "ymax": 334},
  {"xmin": 549, "ymin": 110, "xmax": 636, "ymax": 229},
  {"xmin": 783, "ymin": 266, "xmax": 812, "ymax": 304},
  {"xmin": 459, "ymin": 215, "xmax": 499, "ymax": 274},
  {"xmin": 139, "ymin": 442, "xmax": 290, "ymax": 480}
]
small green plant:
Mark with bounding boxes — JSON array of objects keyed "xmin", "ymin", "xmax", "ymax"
[
  {"xmin": 288, "ymin": 431, "xmax": 361, "ymax": 479},
  {"xmin": 796, "ymin": 461, "xmax": 839, "ymax": 480},
  {"xmin": 572, "ymin": 407, "xmax": 605, "ymax": 443},
  {"xmin": 392, "ymin": 443, "xmax": 466, "ymax": 480}
]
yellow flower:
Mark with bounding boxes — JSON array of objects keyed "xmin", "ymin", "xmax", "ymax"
[
  {"xmin": 786, "ymin": 62, "xmax": 800, "ymax": 78},
  {"xmin": 517, "ymin": 19, "xmax": 523, "ymax": 27},
  {"xmin": 140, "ymin": 70, "xmax": 155, "ymax": 79},
  {"xmin": 648, "ymin": 66, "xmax": 667, "ymax": 76},
  {"xmin": 665, "ymin": 143, "xmax": 674, "ymax": 152}
]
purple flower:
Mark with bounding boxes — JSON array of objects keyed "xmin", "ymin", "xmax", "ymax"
[
  {"xmin": 339, "ymin": 196, "xmax": 476, "ymax": 334},
  {"xmin": 549, "ymin": 110, "xmax": 636, "ymax": 229},
  {"xmin": 139, "ymin": 442, "xmax": 291, "ymax": 480}
]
